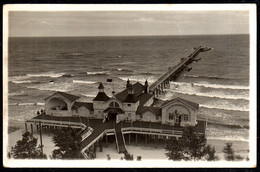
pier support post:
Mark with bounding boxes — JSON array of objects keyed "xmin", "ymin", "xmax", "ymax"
[
  {"xmin": 136, "ymin": 133, "xmax": 137, "ymax": 145},
  {"xmin": 30, "ymin": 124, "xmax": 33, "ymax": 134},
  {"xmin": 25, "ymin": 123, "xmax": 28, "ymax": 132},
  {"xmin": 106, "ymin": 135, "xmax": 108, "ymax": 147},
  {"xmin": 129, "ymin": 134, "xmax": 131, "ymax": 145},
  {"xmin": 145, "ymin": 134, "xmax": 147, "ymax": 144}
]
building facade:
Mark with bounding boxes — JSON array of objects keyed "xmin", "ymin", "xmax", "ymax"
[{"xmin": 44, "ymin": 80, "xmax": 199, "ymax": 127}]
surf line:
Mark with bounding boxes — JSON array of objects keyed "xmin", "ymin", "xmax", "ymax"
[{"xmin": 9, "ymin": 102, "xmax": 45, "ymax": 106}]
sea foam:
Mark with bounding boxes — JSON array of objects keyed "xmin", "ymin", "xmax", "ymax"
[
  {"xmin": 73, "ymin": 80, "xmax": 96, "ymax": 84},
  {"xmin": 119, "ymin": 76, "xmax": 157, "ymax": 83},
  {"xmin": 11, "ymin": 80, "xmax": 32, "ymax": 84},
  {"xmin": 171, "ymin": 81, "xmax": 249, "ymax": 90},
  {"xmin": 169, "ymin": 82, "xmax": 249, "ymax": 101},
  {"xmin": 86, "ymin": 71, "xmax": 110, "ymax": 75},
  {"xmin": 27, "ymin": 72, "xmax": 65, "ymax": 78}
]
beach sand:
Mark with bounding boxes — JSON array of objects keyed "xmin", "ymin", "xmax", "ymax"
[{"xmin": 7, "ymin": 120, "xmax": 55, "ymax": 158}]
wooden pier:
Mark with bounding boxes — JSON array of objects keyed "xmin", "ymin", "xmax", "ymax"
[{"xmin": 149, "ymin": 46, "xmax": 212, "ymax": 97}]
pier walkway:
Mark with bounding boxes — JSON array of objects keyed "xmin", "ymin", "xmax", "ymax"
[{"xmin": 149, "ymin": 46, "xmax": 212, "ymax": 96}]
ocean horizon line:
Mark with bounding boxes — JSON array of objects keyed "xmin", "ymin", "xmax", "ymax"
[{"xmin": 8, "ymin": 33, "xmax": 249, "ymax": 39}]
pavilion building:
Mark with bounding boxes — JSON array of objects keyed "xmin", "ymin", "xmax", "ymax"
[{"xmin": 26, "ymin": 79, "xmax": 206, "ymax": 159}]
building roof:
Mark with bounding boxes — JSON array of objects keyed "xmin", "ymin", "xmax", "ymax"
[
  {"xmin": 72, "ymin": 102, "xmax": 94, "ymax": 111},
  {"xmin": 161, "ymin": 97, "xmax": 199, "ymax": 110},
  {"xmin": 44, "ymin": 91, "xmax": 80, "ymax": 102},
  {"xmin": 136, "ymin": 93, "xmax": 153, "ymax": 106},
  {"xmin": 115, "ymin": 82, "xmax": 145, "ymax": 103},
  {"xmin": 93, "ymin": 92, "xmax": 110, "ymax": 101},
  {"xmin": 136, "ymin": 106, "xmax": 161, "ymax": 116},
  {"xmin": 103, "ymin": 107, "xmax": 125, "ymax": 114},
  {"xmin": 123, "ymin": 94, "xmax": 137, "ymax": 103}
]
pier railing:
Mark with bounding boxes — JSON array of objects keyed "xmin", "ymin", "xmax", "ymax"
[{"xmin": 149, "ymin": 46, "xmax": 211, "ymax": 94}]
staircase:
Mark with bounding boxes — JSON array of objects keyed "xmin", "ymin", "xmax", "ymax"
[{"xmin": 115, "ymin": 122, "xmax": 127, "ymax": 154}]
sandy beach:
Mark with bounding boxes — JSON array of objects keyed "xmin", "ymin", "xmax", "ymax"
[{"xmin": 7, "ymin": 120, "xmax": 55, "ymax": 158}]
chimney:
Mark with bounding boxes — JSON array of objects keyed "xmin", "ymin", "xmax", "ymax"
[
  {"xmin": 144, "ymin": 79, "xmax": 149, "ymax": 93},
  {"xmin": 126, "ymin": 79, "xmax": 131, "ymax": 88},
  {"xmin": 128, "ymin": 84, "xmax": 134, "ymax": 95},
  {"xmin": 98, "ymin": 82, "xmax": 104, "ymax": 92}
]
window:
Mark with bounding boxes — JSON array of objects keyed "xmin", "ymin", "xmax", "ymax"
[
  {"xmin": 115, "ymin": 102, "xmax": 119, "ymax": 107},
  {"xmin": 175, "ymin": 116, "xmax": 179, "ymax": 123},
  {"xmin": 184, "ymin": 114, "xmax": 189, "ymax": 122},
  {"xmin": 127, "ymin": 104, "xmax": 131, "ymax": 107},
  {"xmin": 169, "ymin": 111, "xmax": 174, "ymax": 120},
  {"xmin": 140, "ymin": 114, "xmax": 143, "ymax": 119},
  {"xmin": 109, "ymin": 102, "xmax": 113, "ymax": 107},
  {"xmin": 156, "ymin": 115, "xmax": 159, "ymax": 120},
  {"xmin": 109, "ymin": 101, "xmax": 120, "ymax": 107}
]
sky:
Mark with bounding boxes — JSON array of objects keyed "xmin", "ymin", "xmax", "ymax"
[{"xmin": 8, "ymin": 11, "xmax": 249, "ymax": 37}]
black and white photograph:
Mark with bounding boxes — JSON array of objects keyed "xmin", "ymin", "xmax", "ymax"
[{"xmin": 3, "ymin": 4, "xmax": 256, "ymax": 167}]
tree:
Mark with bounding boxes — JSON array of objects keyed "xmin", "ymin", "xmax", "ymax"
[
  {"xmin": 10, "ymin": 131, "xmax": 47, "ymax": 159},
  {"xmin": 165, "ymin": 127, "xmax": 217, "ymax": 161},
  {"xmin": 223, "ymin": 142, "xmax": 245, "ymax": 161},
  {"xmin": 51, "ymin": 127, "xmax": 83, "ymax": 159},
  {"xmin": 223, "ymin": 142, "xmax": 235, "ymax": 161}
]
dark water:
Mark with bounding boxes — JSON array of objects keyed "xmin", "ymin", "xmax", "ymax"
[{"xmin": 8, "ymin": 34, "xmax": 250, "ymax": 142}]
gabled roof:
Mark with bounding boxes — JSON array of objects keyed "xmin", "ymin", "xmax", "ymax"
[
  {"xmin": 161, "ymin": 97, "xmax": 199, "ymax": 110},
  {"xmin": 136, "ymin": 93, "xmax": 153, "ymax": 106},
  {"xmin": 115, "ymin": 82, "xmax": 145, "ymax": 102},
  {"xmin": 136, "ymin": 106, "xmax": 161, "ymax": 116},
  {"xmin": 44, "ymin": 91, "xmax": 80, "ymax": 102},
  {"xmin": 103, "ymin": 107, "xmax": 125, "ymax": 114},
  {"xmin": 93, "ymin": 92, "xmax": 110, "ymax": 101},
  {"xmin": 72, "ymin": 102, "xmax": 93, "ymax": 111}
]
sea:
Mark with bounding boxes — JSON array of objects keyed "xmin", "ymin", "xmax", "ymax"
[{"xmin": 8, "ymin": 34, "xmax": 250, "ymax": 148}]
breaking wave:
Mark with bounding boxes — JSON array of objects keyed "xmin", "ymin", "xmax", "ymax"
[
  {"xmin": 207, "ymin": 121, "xmax": 249, "ymax": 130},
  {"xmin": 200, "ymin": 103, "xmax": 249, "ymax": 112},
  {"xmin": 26, "ymin": 82, "xmax": 73, "ymax": 92},
  {"xmin": 207, "ymin": 135, "xmax": 249, "ymax": 142},
  {"xmin": 206, "ymin": 127, "xmax": 249, "ymax": 142},
  {"xmin": 171, "ymin": 81, "xmax": 249, "ymax": 90},
  {"xmin": 16, "ymin": 103, "xmax": 36, "ymax": 106},
  {"xmin": 183, "ymin": 74, "xmax": 246, "ymax": 80},
  {"xmin": 115, "ymin": 68, "xmax": 132, "ymax": 72},
  {"xmin": 167, "ymin": 82, "xmax": 249, "ymax": 101},
  {"xmin": 27, "ymin": 72, "xmax": 65, "ymax": 78},
  {"xmin": 9, "ymin": 72, "xmax": 66, "ymax": 83},
  {"xmin": 173, "ymin": 89, "xmax": 249, "ymax": 100},
  {"xmin": 119, "ymin": 75, "xmax": 157, "ymax": 83},
  {"xmin": 73, "ymin": 80, "xmax": 96, "ymax": 84},
  {"xmin": 86, "ymin": 71, "xmax": 110, "ymax": 75},
  {"xmin": 9, "ymin": 91, "xmax": 28, "ymax": 96},
  {"xmin": 11, "ymin": 80, "xmax": 32, "ymax": 84}
]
